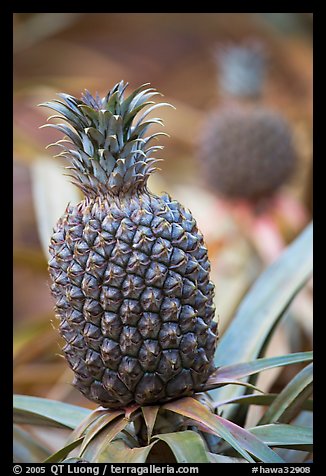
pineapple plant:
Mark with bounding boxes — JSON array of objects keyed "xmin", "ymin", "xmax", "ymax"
[
  {"xmin": 197, "ymin": 41, "xmax": 298, "ymax": 202},
  {"xmin": 41, "ymin": 81, "xmax": 218, "ymax": 408},
  {"xmin": 12, "ymin": 81, "xmax": 313, "ymax": 464},
  {"xmin": 13, "ymin": 221, "xmax": 313, "ymax": 463}
]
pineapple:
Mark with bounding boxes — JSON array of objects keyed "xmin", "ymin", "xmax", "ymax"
[
  {"xmin": 42, "ymin": 81, "xmax": 218, "ymax": 409},
  {"xmin": 14, "ymin": 220, "xmax": 313, "ymax": 464},
  {"xmin": 198, "ymin": 106, "xmax": 297, "ymax": 200},
  {"xmin": 198, "ymin": 41, "xmax": 297, "ymax": 201}
]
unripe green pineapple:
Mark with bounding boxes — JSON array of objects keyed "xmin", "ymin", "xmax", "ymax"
[
  {"xmin": 198, "ymin": 42, "xmax": 297, "ymax": 201},
  {"xmin": 42, "ymin": 82, "xmax": 218, "ymax": 408}
]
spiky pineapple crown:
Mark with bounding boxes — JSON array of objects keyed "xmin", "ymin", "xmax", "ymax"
[
  {"xmin": 40, "ymin": 81, "xmax": 173, "ymax": 196},
  {"xmin": 215, "ymin": 39, "xmax": 266, "ymax": 98}
]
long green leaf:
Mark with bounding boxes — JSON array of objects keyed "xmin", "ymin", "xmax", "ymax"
[
  {"xmin": 62, "ymin": 458, "xmax": 89, "ymax": 462},
  {"xmin": 79, "ymin": 411, "xmax": 123, "ymax": 455},
  {"xmin": 214, "ymin": 415, "xmax": 284, "ymax": 462},
  {"xmin": 276, "ymin": 412, "xmax": 313, "ymax": 462},
  {"xmin": 97, "ymin": 439, "xmax": 155, "ymax": 463},
  {"xmin": 205, "ymin": 378, "xmax": 264, "ymax": 393},
  {"xmin": 163, "ymin": 397, "xmax": 283, "ymax": 463},
  {"xmin": 13, "ymin": 395, "xmax": 91, "ymax": 430},
  {"xmin": 43, "ymin": 437, "xmax": 84, "ymax": 463},
  {"xmin": 211, "ymin": 223, "xmax": 313, "ymax": 411},
  {"xmin": 13, "ymin": 425, "xmax": 51, "ymax": 463},
  {"xmin": 215, "ymin": 393, "xmax": 313, "ymax": 412},
  {"xmin": 153, "ymin": 431, "xmax": 210, "ymax": 463},
  {"xmin": 163, "ymin": 398, "xmax": 252, "ymax": 462},
  {"xmin": 208, "ymin": 453, "xmax": 247, "ymax": 463},
  {"xmin": 206, "ymin": 352, "xmax": 313, "ymax": 389},
  {"xmin": 82, "ymin": 417, "xmax": 130, "ymax": 462},
  {"xmin": 258, "ymin": 363, "xmax": 313, "ymax": 425},
  {"xmin": 249, "ymin": 424, "xmax": 313, "ymax": 450},
  {"xmin": 67, "ymin": 408, "xmax": 111, "ymax": 444}
]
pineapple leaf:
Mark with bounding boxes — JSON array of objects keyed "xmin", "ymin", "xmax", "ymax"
[
  {"xmin": 85, "ymin": 127, "xmax": 105, "ymax": 146},
  {"xmin": 105, "ymin": 134, "xmax": 119, "ymax": 154},
  {"xmin": 152, "ymin": 431, "xmax": 210, "ymax": 463},
  {"xmin": 127, "ymin": 88, "xmax": 159, "ymax": 112},
  {"xmin": 208, "ymin": 453, "xmax": 247, "ymax": 463},
  {"xmin": 210, "ymin": 223, "xmax": 313, "ymax": 413},
  {"xmin": 211, "ymin": 415, "xmax": 284, "ymax": 463},
  {"xmin": 108, "ymin": 171, "xmax": 123, "ymax": 191},
  {"xmin": 90, "ymin": 158, "xmax": 108, "ymax": 182},
  {"xmin": 249, "ymin": 424, "xmax": 313, "ymax": 451},
  {"xmin": 120, "ymin": 82, "xmax": 151, "ymax": 116},
  {"xmin": 78, "ymin": 104, "xmax": 100, "ymax": 125},
  {"xmin": 204, "ymin": 378, "xmax": 264, "ymax": 393},
  {"xmin": 141, "ymin": 406, "xmax": 160, "ymax": 445},
  {"xmin": 42, "ymin": 82, "xmax": 171, "ymax": 194},
  {"xmin": 258, "ymin": 363, "xmax": 313, "ymax": 425},
  {"xmin": 87, "ymin": 417, "xmax": 130, "ymax": 462},
  {"xmin": 114, "ymin": 158, "xmax": 127, "ymax": 176},
  {"xmin": 206, "ymin": 351, "xmax": 313, "ymax": 389},
  {"xmin": 62, "ymin": 458, "xmax": 89, "ymax": 463},
  {"xmin": 134, "ymin": 103, "xmax": 175, "ymax": 129},
  {"xmin": 13, "ymin": 395, "xmax": 91, "ymax": 430},
  {"xmin": 214, "ymin": 393, "xmax": 313, "ymax": 412},
  {"xmin": 13, "ymin": 425, "xmax": 51, "ymax": 463},
  {"xmin": 163, "ymin": 397, "xmax": 283, "ymax": 462},
  {"xmin": 123, "ymin": 101, "xmax": 156, "ymax": 132},
  {"xmin": 40, "ymin": 123, "xmax": 82, "ymax": 148},
  {"xmin": 98, "ymin": 110, "xmax": 113, "ymax": 135},
  {"xmin": 130, "ymin": 119, "xmax": 164, "ymax": 140},
  {"xmin": 99, "ymin": 149, "xmax": 116, "ymax": 174},
  {"xmin": 114, "ymin": 115, "xmax": 124, "ymax": 148},
  {"xmin": 79, "ymin": 411, "xmax": 124, "ymax": 456},
  {"xmin": 43, "ymin": 437, "xmax": 84, "ymax": 463},
  {"xmin": 39, "ymin": 100, "xmax": 87, "ymax": 128},
  {"xmin": 80, "ymin": 131, "xmax": 95, "ymax": 156},
  {"xmin": 97, "ymin": 439, "xmax": 155, "ymax": 463},
  {"xmin": 57, "ymin": 93, "xmax": 84, "ymax": 115},
  {"xmin": 120, "ymin": 138, "xmax": 145, "ymax": 161},
  {"xmin": 67, "ymin": 408, "xmax": 112, "ymax": 444},
  {"xmin": 79, "ymin": 405, "xmax": 139, "ymax": 462},
  {"xmin": 105, "ymin": 90, "xmax": 121, "ymax": 115}
]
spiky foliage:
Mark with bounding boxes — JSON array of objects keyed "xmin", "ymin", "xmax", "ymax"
[
  {"xmin": 41, "ymin": 82, "xmax": 218, "ymax": 408},
  {"xmin": 216, "ymin": 40, "xmax": 266, "ymax": 99},
  {"xmin": 198, "ymin": 106, "xmax": 297, "ymax": 200},
  {"xmin": 41, "ymin": 82, "xmax": 171, "ymax": 196}
]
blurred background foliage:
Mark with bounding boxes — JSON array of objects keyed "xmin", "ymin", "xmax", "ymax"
[{"xmin": 13, "ymin": 13, "xmax": 312, "ymax": 413}]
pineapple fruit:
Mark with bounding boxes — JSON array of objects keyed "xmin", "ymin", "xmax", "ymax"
[
  {"xmin": 198, "ymin": 41, "xmax": 297, "ymax": 201},
  {"xmin": 198, "ymin": 106, "xmax": 297, "ymax": 200},
  {"xmin": 42, "ymin": 81, "xmax": 218, "ymax": 409}
]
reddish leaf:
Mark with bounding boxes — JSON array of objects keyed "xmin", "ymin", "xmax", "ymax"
[
  {"xmin": 141, "ymin": 406, "xmax": 160, "ymax": 444},
  {"xmin": 67, "ymin": 408, "xmax": 114, "ymax": 444},
  {"xmin": 163, "ymin": 397, "xmax": 283, "ymax": 463}
]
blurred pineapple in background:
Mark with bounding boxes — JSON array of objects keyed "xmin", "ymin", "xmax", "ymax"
[
  {"xmin": 191, "ymin": 36, "xmax": 312, "ymax": 390},
  {"xmin": 196, "ymin": 38, "xmax": 309, "ymax": 262},
  {"xmin": 200, "ymin": 39, "xmax": 297, "ymax": 203},
  {"xmin": 13, "ymin": 13, "xmax": 312, "ymax": 411}
]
